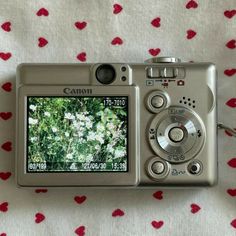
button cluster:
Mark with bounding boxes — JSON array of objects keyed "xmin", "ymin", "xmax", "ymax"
[
  {"xmin": 147, "ymin": 67, "xmax": 178, "ymax": 78},
  {"xmin": 146, "ymin": 66, "xmax": 185, "ymax": 80}
]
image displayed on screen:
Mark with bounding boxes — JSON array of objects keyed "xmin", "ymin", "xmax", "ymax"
[{"xmin": 27, "ymin": 96, "xmax": 128, "ymax": 172}]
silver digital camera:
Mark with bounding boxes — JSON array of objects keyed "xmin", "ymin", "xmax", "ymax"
[{"xmin": 16, "ymin": 57, "xmax": 217, "ymax": 187}]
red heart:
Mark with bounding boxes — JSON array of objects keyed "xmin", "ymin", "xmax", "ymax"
[
  {"xmin": 0, "ymin": 233, "xmax": 7, "ymax": 236},
  {"xmin": 1, "ymin": 82, "xmax": 12, "ymax": 92},
  {"xmin": 38, "ymin": 37, "xmax": 48, "ymax": 47},
  {"xmin": 75, "ymin": 21, "xmax": 87, "ymax": 30},
  {"xmin": 0, "ymin": 172, "xmax": 11, "ymax": 181},
  {"xmin": 225, "ymin": 128, "xmax": 236, "ymax": 137},
  {"xmin": 0, "ymin": 112, "xmax": 12, "ymax": 120},
  {"xmin": 153, "ymin": 190, "xmax": 163, "ymax": 200},
  {"xmin": 0, "ymin": 52, "xmax": 11, "ymax": 61},
  {"xmin": 231, "ymin": 219, "xmax": 236, "ymax": 228},
  {"xmin": 191, "ymin": 203, "xmax": 201, "ymax": 214},
  {"xmin": 224, "ymin": 10, "xmax": 236, "ymax": 19},
  {"xmin": 186, "ymin": 0, "xmax": 198, "ymax": 9},
  {"xmin": 149, "ymin": 48, "xmax": 161, "ymax": 56},
  {"xmin": 151, "ymin": 220, "xmax": 164, "ymax": 229},
  {"xmin": 111, "ymin": 37, "xmax": 123, "ymax": 45},
  {"xmin": 187, "ymin": 30, "xmax": 196, "ymax": 39},
  {"xmin": 228, "ymin": 158, "xmax": 236, "ymax": 168},
  {"xmin": 112, "ymin": 208, "xmax": 125, "ymax": 217},
  {"xmin": 77, "ymin": 52, "xmax": 86, "ymax": 62},
  {"xmin": 1, "ymin": 141, "xmax": 12, "ymax": 152},
  {"xmin": 226, "ymin": 98, "xmax": 236, "ymax": 108},
  {"xmin": 36, "ymin": 8, "xmax": 49, "ymax": 16},
  {"xmin": 113, "ymin": 4, "xmax": 123, "ymax": 14},
  {"xmin": 226, "ymin": 39, "xmax": 236, "ymax": 49},
  {"xmin": 0, "ymin": 202, "xmax": 8, "ymax": 212},
  {"xmin": 151, "ymin": 17, "xmax": 161, "ymax": 28},
  {"xmin": 35, "ymin": 189, "xmax": 48, "ymax": 193},
  {"xmin": 1, "ymin": 22, "xmax": 11, "ymax": 32},
  {"xmin": 75, "ymin": 226, "xmax": 85, "ymax": 236},
  {"xmin": 35, "ymin": 213, "xmax": 45, "ymax": 223},
  {"xmin": 227, "ymin": 189, "xmax": 236, "ymax": 197},
  {"xmin": 224, "ymin": 69, "xmax": 236, "ymax": 76},
  {"xmin": 74, "ymin": 195, "xmax": 87, "ymax": 204}
]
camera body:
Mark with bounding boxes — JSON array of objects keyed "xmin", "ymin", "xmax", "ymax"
[{"xmin": 16, "ymin": 57, "xmax": 217, "ymax": 187}]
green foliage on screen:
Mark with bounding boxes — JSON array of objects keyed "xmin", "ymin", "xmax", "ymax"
[{"xmin": 27, "ymin": 97, "xmax": 128, "ymax": 172}]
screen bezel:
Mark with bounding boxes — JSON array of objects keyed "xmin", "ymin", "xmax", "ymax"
[
  {"xmin": 17, "ymin": 85, "xmax": 138, "ymax": 186},
  {"xmin": 26, "ymin": 95, "xmax": 129, "ymax": 173}
]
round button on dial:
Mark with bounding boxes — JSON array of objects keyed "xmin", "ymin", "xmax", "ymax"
[{"xmin": 168, "ymin": 127, "xmax": 184, "ymax": 143}]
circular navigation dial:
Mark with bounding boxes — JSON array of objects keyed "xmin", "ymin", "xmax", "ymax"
[{"xmin": 148, "ymin": 106, "xmax": 205, "ymax": 163}]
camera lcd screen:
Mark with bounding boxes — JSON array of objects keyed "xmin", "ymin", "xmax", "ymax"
[{"xmin": 27, "ymin": 96, "xmax": 128, "ymax": 172}]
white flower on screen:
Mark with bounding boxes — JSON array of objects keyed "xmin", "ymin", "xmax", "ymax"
[
  {"xmin": 29, "ymin": 105, "xmax": 37, "ymax": 111},
  {"xmin": 114, "ymin": 149, "xmax": 126, "ymax": 159},
  {"xmin": 73, "ymin": 121, "xmax": 81, "ymax": 130},
  {"xmin": 28, "ymin": 117, "xmax": 38, "ymax": 125},
  {"xmin": 76, "ymin": 113, "xmax": 86, "ymax": 121},
  {"xmin": 107, "ymin": 122, "xmax": 115, "ymax": 130},
  {"xmin": 97, "ymin": 123, "xmax": 105, "ymax": 132},
  {"xmin": 30, "ymin": 137, "xmax": 38, "ymax": 142},
  {"xmin": 95, "ymin": 145, "xmax": 100, "ymax": 150},
  {"xmin": 86, "ymin": 154, "xmax": 94, "ymax": 162},
  {"xmin": 70, "ymin": 163, "xmax": 77, "ymax": 170},
  {"xmin": 66, "ymin": 153, "xmax": 73, "ymax": 159},
  {"xmin": 79, "ymin": 122, "xmax": 85, "ymax": 127},
  {"xmin": 78, "ymin": 137, "xmax": 85, "ymax": 143},
  {"xmin": 85, "ymin": 121, "xmax": 93, "ymax": 129},
  {"xmin": 55, "ymin": 136, "xmax": 61, "ymax": 141},
  {"xmin": 107, "ymin": 144, "xmax": 114, "ymax": 153},
  {"xmin": 44, "ymin": 111, "xmax": 51, "ymax": 117},
  {"xmin": 78, "ymin": 131, "xmax": 84, "ymax": 138},
  {"xmin": 52, "ymin": 127, "xmax": 58, "ymax": 132},
  {"xmin": 95, "ymin": 133, "xmax": 105, "ymax": 144},
  {"xmin": 87, "ymin": 131, "xmax": 96, "ymax": 141},
  {"xmin": 64, "ymin": 113, "xmax": 75, "ymax": 120},
  {"xmin": 65, "ymin": 132, "xmax": 70, "ymax": 137}
]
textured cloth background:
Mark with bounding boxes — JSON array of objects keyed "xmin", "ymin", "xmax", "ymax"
[{"xmin": 0, "ymin": 0, "xmax": 236, "ymax": 235}]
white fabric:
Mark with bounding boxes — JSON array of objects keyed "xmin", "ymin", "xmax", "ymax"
[{"xmin": 0, "ymin": 0, "xmax": 236, "ymax": 235}]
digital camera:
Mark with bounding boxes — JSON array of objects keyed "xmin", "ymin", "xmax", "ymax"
[{"xmin": 16, "ymin": 57, "xmax": 217, "ymax": 187}]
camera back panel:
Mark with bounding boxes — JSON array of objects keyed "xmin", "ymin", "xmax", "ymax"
[{"xmin": 16, "ymin": 58, "xmax": 217, "ymax": 187}]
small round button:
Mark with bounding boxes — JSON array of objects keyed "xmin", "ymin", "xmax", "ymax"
[
  {"xmin": 188, "ymin": 161, "xmax": 202, "ymax": 175},
  {"xmin": 151, "ymin": 161, "xmax": 165, "ymax": 174},
  {"xmin": 146, "ymin": 90, "xmax": 170, "ymax": 113},
  {"xmin": 146, "ymin": 157, "xmax": 170, "ymax": 181},
  {"xmin": 151, "ymin": 95, "xmax": 164, "ymax": 108},
  {"xmin": 168, "ymin": 127, "xmax": 184, "ymax": 142}
]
